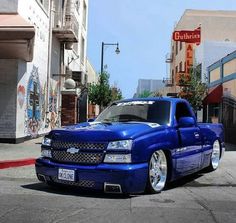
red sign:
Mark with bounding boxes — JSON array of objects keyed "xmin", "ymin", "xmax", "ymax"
[
  {"xmin": 185, "ymin": 43, "xmax": 193, "ymax": 74},
  {"xmin": 172, "ymin": 27, "xmax": 201, "ymax": 45}
]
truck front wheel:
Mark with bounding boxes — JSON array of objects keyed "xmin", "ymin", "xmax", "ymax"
[{"xmin": 146, "ymin": 150, "xmax": 168, "ymax": 193}]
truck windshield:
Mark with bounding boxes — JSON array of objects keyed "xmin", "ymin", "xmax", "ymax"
[{"xmin": 96, "ymin": 100, "xmax": 170, "ymax": 125}]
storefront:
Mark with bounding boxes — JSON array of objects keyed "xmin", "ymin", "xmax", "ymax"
[{"xmin": 206, "ymin": 50, "xmax": 236, "ymax": 144}]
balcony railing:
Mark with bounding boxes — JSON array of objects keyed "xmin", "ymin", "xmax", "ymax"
[{"xmin": 52, "ymin": 3, "xmax": 79, "ymax": 43}]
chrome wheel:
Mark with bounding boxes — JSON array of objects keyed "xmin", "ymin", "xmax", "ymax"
[
  {"xmin": 211, "ymin": 140, "xmax": 221, "ymax": 170},
  {"xmin": 148, "ymin": 150, "xmax": 167, "ymax": 193}
]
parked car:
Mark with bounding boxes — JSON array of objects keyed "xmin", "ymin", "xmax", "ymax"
[{"xmin": 35, "ymin": 97, "xmax": 225, "ymax": 194}]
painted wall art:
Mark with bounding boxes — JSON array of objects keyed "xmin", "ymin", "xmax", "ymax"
[
  {"xmin": 17, "ymin": 85, "xmax": 26, "ymax": 108},
  {"xmin": 49, "ymin": 81, "xmax": 60, "ymax": 129},
  {"xmin": 26, "ymin": 66, "xmax": 42, "ymax": 137}
]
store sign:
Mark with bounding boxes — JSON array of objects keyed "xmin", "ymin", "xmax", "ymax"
[
  {"xmin": 173, "ymin": 27, "xmax": 201, "ymax": 45},
  {"xmin": 185, "ymin": 43, "xmax": 193, "ymax": 75}
]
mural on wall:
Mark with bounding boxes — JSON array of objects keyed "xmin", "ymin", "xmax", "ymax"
[
  {"xmin": 26, "ymin": 66, "xmax": 42, "ymax": 137},
  {"xmin": 17, "ymin": 85, "xmax": 26, "ymax": 108},
  {"xmin": 48, "ymin": 81, "xmax": 60, "ymax": 129},
  {"xmin": 41, "ymin": 82, "xmax": 47, "ymax": 123}
]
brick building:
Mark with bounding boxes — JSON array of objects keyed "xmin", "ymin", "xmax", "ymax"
[{"xmin": 163, "ymin": 10, "xmax": 236, "ymax": 96}]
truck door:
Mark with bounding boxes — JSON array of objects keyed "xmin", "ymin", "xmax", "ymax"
[{"xmin": 175, "ymin": 102, "xmax": 202, "ymax": 176}]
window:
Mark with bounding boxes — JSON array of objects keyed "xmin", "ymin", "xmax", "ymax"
[
  {"xmin": 175, "ymin": 66, "xmax": 178, "ymax": 75},
  {"xmin": 175, "ymin": 102, "xmax": 192, "ymax": 122},
  {"xmin": 172, "ymin": 45, "xmax": 174, "ymax": 59},
  {"xmin": 179, "ymin": 61, "xmax": 183, "ymax": 72},
  {"xmin": 196, "ymin": 63, "xmax": 202, "ymax": 80},
  {"xmin": 175, "ymin": 41, "xmax": 178, "ymax": 55},
  {"xmin": 180, "ymin": 41, "xmax": 182, "ymax": 51},
  {"xmin": 172, "ymin": 69, "xmax": 174, "ymax": 83},
  {"xmin": 96, "ymin": 101, "xmax": 171, "ymax": 125}
]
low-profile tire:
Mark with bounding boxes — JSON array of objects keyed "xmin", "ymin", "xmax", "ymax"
[
  {"xmin": 207, "ymin": 140, "xmax": 221, "ymax": 171},
  {"xmin": 146, "ymin": 150, "xmax": 168, "ymax": 194}
]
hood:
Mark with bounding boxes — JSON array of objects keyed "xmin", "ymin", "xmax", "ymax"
[{"xmin": 50, "ymin": 122, "xmax": 163, "ymax": 142}]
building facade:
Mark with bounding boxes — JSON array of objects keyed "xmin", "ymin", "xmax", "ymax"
[
  {"xmin": 136, "ymin": 79, "xmax": 164, "ymax": 97},
  {"xmin": 195, "ymin": 41, "xmax": 236, "ymax": 81},
  {"xmin": 164, "ymin": 10, "xmax": 236, "ymax": 95},
  {"xmin": 0, "ymin": 0, "xmax": 88, "ymax": 143},
  {"xmin": 206, "ymin": 50, "xmax": 236, "ymax": 144}
]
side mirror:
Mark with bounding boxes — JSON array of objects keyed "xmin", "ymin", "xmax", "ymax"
[
  {"xmin": 87, "ymin": 118, "xmax": 95, "ymax": 122},
  {"xmin": 178, "ymin": 117, "xmax": 195, "ymax": 128}
]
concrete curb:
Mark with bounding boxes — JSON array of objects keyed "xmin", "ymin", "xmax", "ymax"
[{"xmin": 0, "ymin": 158, "xmax": 36, "ymax": 169}]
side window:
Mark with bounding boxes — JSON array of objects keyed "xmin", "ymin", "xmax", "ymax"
[{"xmin": 175, "ymin": 102, "xmax": 192, "ymax": 122}]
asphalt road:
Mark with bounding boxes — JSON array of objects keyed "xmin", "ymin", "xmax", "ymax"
[{"xmin": 0, "ymin": 151, "xmax": 236, "ymax": 223}]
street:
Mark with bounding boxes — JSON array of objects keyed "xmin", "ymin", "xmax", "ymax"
[{"xmin": 0, "ymin": 151, "xmax": 236, "ymax": 223}]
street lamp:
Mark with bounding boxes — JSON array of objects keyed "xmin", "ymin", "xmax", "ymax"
[{"xmin": 101, "ymin": 42, "xmax": 120, "ymax": 74}]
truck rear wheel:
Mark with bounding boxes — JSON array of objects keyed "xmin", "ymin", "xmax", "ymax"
[
  {"xmin": 207, "ymin": 140, "xmax": 221, "ymax": 171},
  {"xmin": 146, "ymin": 150, "xmax": 168, "ymax": 193}
]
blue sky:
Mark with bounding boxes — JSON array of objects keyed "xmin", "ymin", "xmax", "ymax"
[{"xmin": 87, "ymin": 0, "xmax": 236, "ymax": 98}]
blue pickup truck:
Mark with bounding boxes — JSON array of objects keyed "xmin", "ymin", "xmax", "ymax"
[{"xmin": 35, "ymin": 97, "xmax": 225, "ymax": 194}]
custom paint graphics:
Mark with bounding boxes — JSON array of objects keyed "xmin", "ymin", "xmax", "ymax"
[{"xmin": 35, "ymin": 98, "xmax": 224, "ymax": 194}]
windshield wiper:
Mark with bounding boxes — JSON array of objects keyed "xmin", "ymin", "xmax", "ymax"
[
  {"xmin": 100, "ymin": 118, "xmax": 113, "ymax": 125},
  {"xmin": 119, "ymin": 119, "xmax": 145, "ymax": 123}
]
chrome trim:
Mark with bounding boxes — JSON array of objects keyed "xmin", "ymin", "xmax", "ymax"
[
  {"xmin": 38, "ymin": 174, "xmax": 46, "ymax": 182},
  {"xmin": 67, "ymin": 147, "xmax": 80, "ymax": 154},
  {"xmin": 149, "ymin": 150, "xmax": 167, "ymax": 192},
  {"xmin": 52, "ymin": 141, "xmax": 106, "ymax": 150},
  {"xmin": 51, "ymin": 150, "xmax": 104, "ymax": 164},
  {"xmin": 51, "ymin": 177, "xmax": 95, "ymax": 188},
  {"xmin": 211, "ymin": 140, "xmax": 221, "ymax": 169},
  {"xmin": 104, "ymin": 183, "xmax": 122, "ymax": 194}
]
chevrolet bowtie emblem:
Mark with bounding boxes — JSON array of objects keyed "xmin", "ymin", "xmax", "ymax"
[{"xmin": 67, "ymin": 147, "xmax": 80, "ymax": 154}]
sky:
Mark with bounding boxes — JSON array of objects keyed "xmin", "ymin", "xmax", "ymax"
[{"xmin": 87, "ymin": 0, "xmax": 236, "ymax": 99}]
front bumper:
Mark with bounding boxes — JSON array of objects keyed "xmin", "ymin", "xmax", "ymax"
[{"xmin": 35, "ymin": 158, "xmax": 148, "ymax": 194}]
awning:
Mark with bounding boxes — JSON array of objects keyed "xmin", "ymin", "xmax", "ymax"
[
  {"xmin": 0, "ymin": 14, "xmax": 35, "ymax": 62},
  {"xmin": 203, "ymin": 85, "xmax": 223, "ymax": 104}
]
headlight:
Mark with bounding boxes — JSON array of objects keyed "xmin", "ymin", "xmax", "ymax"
[
  {"xmin": 41, "ymin": 149, "xmax": 52, "ymax": 158},
  {"xmin": 42, "ymin": 137, "xmax": 51, "ymax": 146},
  {"xmin": 104, "ymin": 154, "xmax": 131, "ymax": 163},
  {"xmin": 107, "ymin": 140, "xmax": 133, "ymax": 150}
]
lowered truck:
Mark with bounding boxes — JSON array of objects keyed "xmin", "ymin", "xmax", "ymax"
[{"xmin": 35, "ymin": 97, "xmax": 225, "ymax": 194}]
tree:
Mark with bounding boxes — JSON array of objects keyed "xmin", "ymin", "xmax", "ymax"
[
  {"xmin": 111, "ymin": 86, "xmax": 122, "ymax": 102},
  {"xmin": 138, "ymin": 90, "xmax": 152, "ymax": 98},
  {"xmin": 178, "ymin": 65, "xmax": 207, "ymax": 113},
  {"xmin": 152, "ymin": 91, "xmax": 163, "ymax": 97},
  {"xmin": 88, "ymin": 71, "xmax": 123, "ymax": 110}
]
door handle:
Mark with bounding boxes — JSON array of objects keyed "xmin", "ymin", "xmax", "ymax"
[{"xmin": 194, "ymin": 132, "xmax": 200, "ymax": 139}]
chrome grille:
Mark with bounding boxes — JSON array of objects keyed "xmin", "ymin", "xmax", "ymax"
[
  {"xmin": 51, "ymin": 177, "xmax": 95, "ymax": 188},
  {"xmin": 51, "ymin": 150, "xmax": 104, "ymax": 164},
  {"xmin": 52, "ymin": 141, "xmax": 106, "ymax": 150}
]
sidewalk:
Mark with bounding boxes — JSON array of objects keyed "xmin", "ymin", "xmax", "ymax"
[{"xmin": 0, "ymin": 137, "xmax": 42, "ymax": 169}]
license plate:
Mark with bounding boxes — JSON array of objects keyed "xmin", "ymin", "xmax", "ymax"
[{"xmin": 58, "ymin": 168, "xmax": 75, "ymax": 182}]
